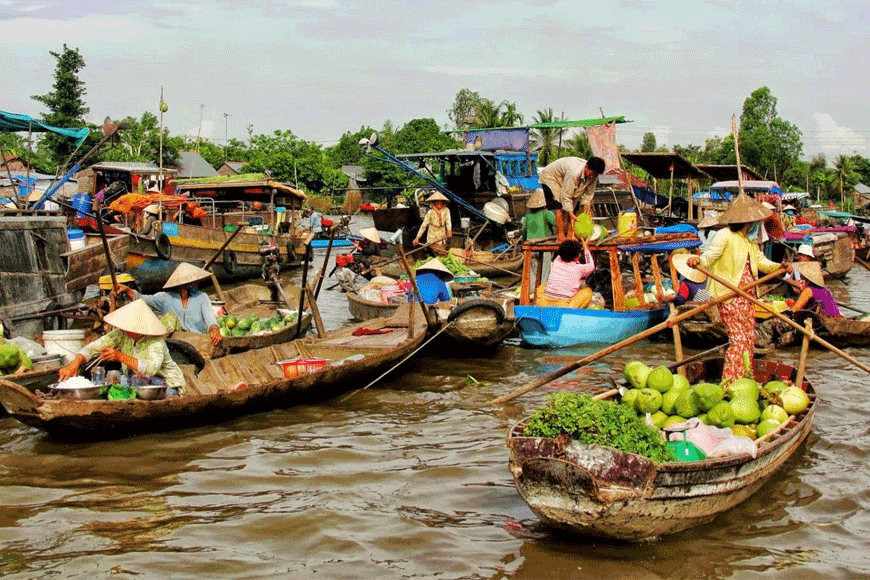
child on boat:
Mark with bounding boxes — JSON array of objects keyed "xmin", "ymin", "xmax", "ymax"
[{"xmin": 535, "ymin": 239, "xmax": 594, "ymax": 308}]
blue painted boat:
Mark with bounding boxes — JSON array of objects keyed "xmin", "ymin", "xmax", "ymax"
[
  {"xmin": 311, "ymin": 238, "xmax": 354, "ymax": 249},
  {"xmin": 515, "ymin": 305, "xmax": 668, "ymax": 348}
]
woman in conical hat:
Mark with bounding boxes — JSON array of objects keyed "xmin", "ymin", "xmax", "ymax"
[
  {"xmin": 410, "ymin": 258, "xmax": 454, "ymax": 305},
  {"xmin": 114, "ymin": 262, "xmax": 221, "ymax": 345},
  {"xmin": 413, "ymin": 191, "xmax": 452, "ymax": 255},
  {"xmin": 787, "ymin": 255, "xmax": 842, "ymax": 317},
  {"xmin": 58, "ymin": 299, "xmax": 186, "ymax": 393},
  {"xmin": 687, "ymin": 192, "xmax": 793, "ymax": 379}
]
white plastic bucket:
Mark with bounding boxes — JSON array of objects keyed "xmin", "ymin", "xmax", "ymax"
[
  {"xmin": 483, "ymin": 202, "xmax": 510, "ymax": 224},
  {"xmin": 460, "ymin": 217, "xmax": 471, "ymax": 229},
  {"xmin": 67, "ymin": 228, "xmax": 86, "ymax": 251},
  {"xmin": 42, "ymin": 329, "xmax": 85, "ymax": 365}
]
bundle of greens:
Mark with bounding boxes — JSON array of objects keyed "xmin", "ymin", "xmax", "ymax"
[{"xmin": 522, "ymin": 392, "xmax": 675, "ymax": 463}]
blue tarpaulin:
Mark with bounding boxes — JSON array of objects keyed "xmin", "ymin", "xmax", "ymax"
[
  {"xmin": 464, "ymin": 128, "xmax": 529, "ymax": 152},
  {"xmin": 0, "ymin": 110, "xmax": 90, "ymax": 146}
]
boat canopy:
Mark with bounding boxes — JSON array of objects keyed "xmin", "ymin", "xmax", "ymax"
[
  {"xmin": 0, "ymin": 110, "xmax": 90, "ymax": 146},
  {"xmin": 783, "ymin": 192, "xmax": 810, "ymax": 201},
  {"xmin": 708, "ymin": 180, "xmax": 782, "ymax": 199}
]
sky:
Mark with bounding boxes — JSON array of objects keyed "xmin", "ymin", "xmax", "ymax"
[{"xmin": 2, "ymin": 0, "xmax": 869, "ymax": 163}]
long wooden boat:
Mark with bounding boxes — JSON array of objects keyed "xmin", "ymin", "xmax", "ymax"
[
  {"xmin": 779, "ymin": 230, "xmax": 854, "ymax": 278},
  {"xmin": 780, "ymin": 310, "xmax": 870, "ymax": 348},
  {"xmin": 513, "ymin": 234, "xmax": 699, "ymax": 348},
  {"xmin": 507, "ymin": 357, "xmax": 816, "ymax": 541},
  {"xmin": 447, "ymin": 248, "xmax": 524, "ymax": 277},
  {"xmin": 0, "ymin": 306, "xmax": 428, "ymax": 439},
  {"xmin": 169, "ymin": 283, "xmax": 312, "ymax": 359}
]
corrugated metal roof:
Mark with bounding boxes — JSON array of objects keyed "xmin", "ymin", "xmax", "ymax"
[
  {"xmin": 89, "ymin": 161, "xmax": 177, "ymax": 174},
  {"xmin": 620, "ymin": 152, "xmax": 709, "ymax": 179}
]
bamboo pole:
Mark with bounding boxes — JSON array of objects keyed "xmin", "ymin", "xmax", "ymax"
[
  {"xmin": 93, "ymin": 200, "xmax": 118, "ymax": 312},
  {"xmin": 396, "ymin": 244, "xmax": 436, "ymax": 329},
  {"xmin": 696, "ymin": 266, "xmax": 870, "ymax": 375},
  {"xmin": 489, "ymin": 269, "xmax": 786, "ymax": 404},
  {"xmin": 795, "ymin": 318, "xmax": 812, "ymax": 388},
  {"xmin": 314, "ymin": 227, "xmax": 337, "ymax": 299},
  {"xmin": 305, "ymin": 283, "xmax": 326, "ymax": 338},
  {"xmin": 295, "ymin": 244, "xmax": 311, "ymax": 339},
  {"xmin": 203, "ymin": 225, "xmax": 244, "ymax": 270},
  {"xmin": 355, "ymin": 235, "xmax": 449, "ymax": 278}
]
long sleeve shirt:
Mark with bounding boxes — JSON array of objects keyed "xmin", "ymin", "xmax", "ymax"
[
  {"xmin": 544, "ymin": 249, "xmax": 595, "ymax": 299},
  {"xmin": 135, "ymin": 289, "xmax": 218, "ymax": 335},
  {"xmin": 521, "ymin": 209, "xmax": 557, "ymax": 241},
  {"xmin": 79, "ymin": 329, "xmax": 186, "ymax": 391},
  {"xmin": 415, "ymin": 207, "xmax": 452, "ymax": 244},
  {"xmin": 538, "ymin": 157, "xmax": 599, "ymax": 212},
  {"xmin": 699, "ymin": 228, "xmax": 779, "ymax": 301},
  {"xmin": 407, "ymin": 272, "xmax": 452, "ymax": 304}
]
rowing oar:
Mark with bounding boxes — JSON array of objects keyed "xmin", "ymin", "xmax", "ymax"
[
  {"xmin": 356, "ymin": 235, "xmax": 450, "ymax": 278},
  {"xmin": 93, "ymin": 201, "xmax": 118, "ymax": 312},
  {"xmin": 696, "ymin": 266, "xmax": 870, "ymax": 375},
  {"xmin": 855, "ymin": 255, "xmax": 870, "ymax": 275},
  {"xmin": 336, "ymin": 320, "xmax": 455, "ymax": 403},
  {"xmin": 489, "ymin": 269, "xmax": 785, "ymax": 404}
]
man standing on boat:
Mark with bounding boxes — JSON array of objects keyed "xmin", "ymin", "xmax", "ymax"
[{"xmin": 538, "ymin": 156, "xmax": 606, "ymax": 242}]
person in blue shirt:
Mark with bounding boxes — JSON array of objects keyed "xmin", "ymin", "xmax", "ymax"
[
  {"xmin": 306, "ymin": 208, "xmax": 323, "ymax": 238},
  {"xmin": 115, "ymin": 263, "xmax": 221, "ymax": 345},
  {"xmin": 408, "ymin": 258, "xmax": 453, "ymax": 305}
]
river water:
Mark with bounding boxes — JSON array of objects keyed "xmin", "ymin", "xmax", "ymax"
[{"xmin": 1, "ymin": 223, "xmax": 869, "ymax": 579}]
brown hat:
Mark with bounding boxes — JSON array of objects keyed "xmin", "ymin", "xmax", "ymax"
[
  {"xmin": 103, "ymin": 299, "xmax": 167, "ymax": 336},
  {"xmin": 426, "ymin": 192, "xmax": 450, "ymax": 204},
  {"xmin": 697, "ymin": 211, "xmax": 719, "ymax": 229},
  {"xmin": 795, "ymin": 261, "xmax": 825, "ymax": 287},
  {"xmin": 671, "ymin": 253, "xmax": 706, "ymax": 284},
  {"xmin": 163, "ymin": 262, "xmax": 212, "ymax": 289},
  {"xmin": 416, "ymin": 258, "xmax": 454, "ymax": 280},
  {"xmin": 526, "ymin": 188, "xmax": 546, "ymax": 209},
  {"xmin": 717, "ymin": 192, "xmax": 772, "ymax": 225},
  {"xmin": 358, "ymin": 227, "xmax": 381, "ymax": 244}
]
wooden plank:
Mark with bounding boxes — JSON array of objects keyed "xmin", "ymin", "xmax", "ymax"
[
  {"xmin": 650, "ymin": 257, "xmax": 664, "ymax": 307},
  {"xmin": 610, "ymin": 249, "xmax": 624, "ymax": 311},
  {"xmin": 520, "ymin": 246, "xmax": 532, "ymax": 305},
  {"xmin": 632, "ymin": 253, "xmax": 646, "ymax": 306}
]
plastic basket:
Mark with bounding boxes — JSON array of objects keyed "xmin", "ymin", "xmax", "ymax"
[{"xmin": 277, "ymin": 357, "xmax": 328, "ymax": 379}]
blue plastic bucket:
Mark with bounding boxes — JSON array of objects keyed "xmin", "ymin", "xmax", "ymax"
[{"xmin": 71, "ymin": 193, "xmax": 92, "ymax": 217}]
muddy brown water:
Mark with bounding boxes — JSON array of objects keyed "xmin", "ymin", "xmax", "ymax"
[{"xmin": 1, "ymin": 227, "xmax": 869, "ymax": 578}]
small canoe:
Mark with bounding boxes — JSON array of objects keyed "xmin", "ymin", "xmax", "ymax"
[
  {"xmin": 507, "ymin": 357, "xmax": 816, "ymax": 541},
  {"xmin": 347, "ymin": 290, "xmax": 400, "ymax": 322},
  {"xmin": 447, "ymin": 248, "xmax": 524, "ymax": 278},
  {"xmin": 514, "ymin": 305, "xmax": 668, "ymax": 348},
  {"xmin": 0, "ymin": 305, "xmax": 428, "ymax": 439},
  {"xmin": 784, "ymin": 310, "xmax": 870, "ymax": 348}
]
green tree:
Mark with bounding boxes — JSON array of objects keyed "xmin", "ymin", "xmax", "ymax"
[
  {"xmin": 393, "ymin": 118, "xmax": 457, "ymax": 154},
  {"xmin": 96, "ymin": 111, "xmax": 180, "ymax": 166},
  {"xmin": 499, "ymin": 101, "xmax": 524, "ymax": 127},
  {"xmin": 244, "ymin": 130, "xmax": 341, "ymax": 193},
  {"xmin": 641, "ymin": 132, "xmax": 657, "ymax": 152},
  {"xmin": 564, "ymin": 131, "xmax": 592, "ymax": 160},
  {"xmin": 472, "ymin": 99, "xmax": 503, "ymax": 129},
  {"xmin": 188, "ymin": 139, "xmax": 234, "ymax": 169},
  {"xmin": 531, "ymin": 108, "xmax": 566, "ymax": 166},
  {"xmin": 833, "ymin": 154, "xmax": 857, "ymax": 207},
  {"xmin": 739, "ymin": 87, "xmax": 802, "ymax": 180},
  {"xmin": 447, "ymin": 88, "xmax": 481, "ymax": 129},
  {"xmin": 31, "ymin": 44, "xmax": 90, "ymax": 170},
  {"xmin": 850, "ymin": 154, "xmax": 870, "ymax": 185}
]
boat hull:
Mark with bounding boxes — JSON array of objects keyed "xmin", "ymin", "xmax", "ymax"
[
  {"xmin": 514, "ymin": 305, "xmax": 668, "ymax": 348},
  {"xmin": 507, "ymin": 358, "xmax": 816, "ymax": 541}
]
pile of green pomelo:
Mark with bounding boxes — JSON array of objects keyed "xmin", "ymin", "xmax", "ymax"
[{"xmin": 621, "ymin": 361, "xmax": 811, "ymax": 440}]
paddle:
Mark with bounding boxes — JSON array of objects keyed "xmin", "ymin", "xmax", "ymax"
[
  {"xmin": 489, "ymin": 269, "xmax": 785, "ymax": 404},
  {"xmin": 696, "ymin": 266, "xmax": 870, "ymax": 375}
]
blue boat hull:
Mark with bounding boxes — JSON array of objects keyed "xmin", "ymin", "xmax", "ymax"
[
  {"xmin": 514, "ymin": 305, "xmax": 668, "ymax": 348},
  {"xmin": 311, "ymin": 238, "xmax": 353, "ymax": 249}
]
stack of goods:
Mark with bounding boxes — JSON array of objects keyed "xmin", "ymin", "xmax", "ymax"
[
  {"xmin": 217, "ymin": 312, "xmax": 298, "ymax": 337},
  {"xmin": 357, "ymin": 277, "xmax": 411, "ymax": 304}
]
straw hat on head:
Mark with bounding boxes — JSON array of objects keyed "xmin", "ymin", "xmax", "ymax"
[
  {"xmin": 144, "ymin": 203, "xmax": 160, "ymax": 216},
  {"xmin": 783, "ymin": 204, "xmax": 797, "ymax": 211},
  {"xmin": 358, "ymin": 227, "xmax": 381, "ymax": 244},
  {"xmin": 146, "ymin": 184, "xmax": 160, "ymax": 194},
  {"xmin": 526, "ymin": 188, "xmax": 546, "ymax": 209},
  {"xmin": 671, "ymin": 253, "xmax": 706, "ymax": 284},
  {"xmin": 426, "ymin": 192, "xmax": 450, "ymax": 204},
  {"xmin": 794, "ymin": 261, "xmax": 825, "ymax": 287},
  {"xmin": 761, "ymin": 201, "xmax": 776, "ymax": 210},
  {"xmin": 103, "ymin": 299, "xmax": 167, "ymax": 336},
  {"xmin": 163, "ymin": 262, "xmax": 212, "ymax": 289},
  {"xmin": 697, "ymin": 211, "xmax": 719, "ymax": 229},
  {"xmin": 717, "ymin": 192, "xmax": 773, "ymax": 225},
  {"xmin": 796, "ymin": 244, "xmax": 815, "ymax": 259},
  {"xmin": 416, "ymin": 258, "xmax": 454, "ymax": 280}
]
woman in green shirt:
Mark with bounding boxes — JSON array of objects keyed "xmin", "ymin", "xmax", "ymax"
[{"xmin": 521, "ymin": 188, "xmax": 557, "ymax": 282}]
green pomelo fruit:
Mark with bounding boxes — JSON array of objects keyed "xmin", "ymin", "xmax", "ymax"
[
  {"xmin": 694, "ymin": 382, "xmax": 725, "ymax": 412},
  {"xmin": 626, "ymin": 363, "xmax": 652, "ymax": 390},
  {"xmin": 623, "ymin": 361, "xmax": 645, "ymax": 382},
  {"xmin": 674, "ymin": 389, "xmax": 700, "ymax": 418},
  {"xmin": 731, "ymin": 425, "xmax": 755, "ymax": 439},
  {"xmin": 646, "ymin": 366, "xmax": 674, "ymax": 393},
  {"xmin": 763, "ymin": 380, "xmax": 789, "ymax": 394},
  {"xmin": 697, "ymin": 413, "xmax": 710, "ymax": 425},
  {"xmin": 730, "ymin": 396, "xmax": 761, "ymax": 424},
  {"xmin": 761, "ymin": 404, "xmax": 789, "ymax": 424},
  {"xmin": 726, "ymin": 378, "xmax": 760, "ymax": 401},
  {"xmin": 660, "ymin": 388, "xmax": 684, "ymax": 415},
  {"xmin": 635, "ymin": 389, "xmax": 663, "ymax": 414},
  {"xmin": 621, "ymin": 389, "xmax": 642, "ymax": 411},
  {"xmin": 756, "ymin": 418, "xmax": 782, "ymax": 438},
  {"xmin": 671, "ymin": 374, "xmax": 691, "ymax": 392},
  {"xmin": 573, "ymin": 213, "xmax": 594, "ymax": 239},
  {"xmin": 707, "ymin": 401, "xmax": 736, "ymax": 428},
  {"xmin": 779, "ymin": 387, "xmax": 810, "ymax": 415},
  {"xmin": 662, "ymin": 416, "xmax": 688, "ymax": 428},
  {"xmin": 651, "ymin": 411, "xmax": 668, "ymax": 428}
]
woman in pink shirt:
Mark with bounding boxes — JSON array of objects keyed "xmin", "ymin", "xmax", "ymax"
[{"xmin": 535, "ymin": 239, "xmax": 595, "ymax": 308}]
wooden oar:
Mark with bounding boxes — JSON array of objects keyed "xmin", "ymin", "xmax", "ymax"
[
  {"xmin": 355, "ymin": 235, "xmax": 450, "ymax": 278},
  {"xmin": 855, "ymin": 255, "xmax": 870, "ymax": 274},
  {"xmin": 696, "ymin": 266, "xmax": 870, "ymax": 375},
  {"xmin": 454, "ymin": 253, "xmax": 523, "ymax": 278},
  {"xmin": 489, "ymin": 269, "xmax": 785, "ymax": 404},
  {"xmin": 93, "ymin": 201, "xmax": 118, "ymax": 312}
]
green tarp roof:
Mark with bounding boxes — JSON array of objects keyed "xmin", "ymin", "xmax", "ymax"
[
  {"xmin": 0, "ymin": 110, "xmax": 90, "ymax": 146},
  {"xmin": 447, "ymin": 115, "xmax": 628, "ymax": 133}
]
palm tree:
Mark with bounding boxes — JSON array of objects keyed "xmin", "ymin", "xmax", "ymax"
[
  {"xmin": 499, "ymin": 101, "xmax": 524, "ymax": 127},
  {"xmin": 834, "ymin": 154, "xmax": 852, "ymax": 208},
  {"xmin": 473, "ymin": 99, "xmax": 503, "ymax": 129},
  {"xmin": 530, "ymin": 108, "xmax": 566, "ymax": 166}
]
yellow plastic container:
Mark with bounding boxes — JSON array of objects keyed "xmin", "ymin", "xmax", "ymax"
[
  {"xmin": 754, "ymin": 300, "xmax": 789, "ymax": 319},
  {"xmin": 618, "ymin": 211, "xmax": 637, "ymax": 237}
]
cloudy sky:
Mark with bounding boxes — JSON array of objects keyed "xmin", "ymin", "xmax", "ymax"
[{"xmin": 2, "ymin": 0, "xmax": 868, "ymax": 161}]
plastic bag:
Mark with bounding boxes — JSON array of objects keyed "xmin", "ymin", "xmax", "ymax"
[
  {"xmin": 707, "ymin": 436, "xmax": 758, "ymax": 459},
  {"xmin": 8, "ymin": 336, "xmax": 46, "ymax": 359}
]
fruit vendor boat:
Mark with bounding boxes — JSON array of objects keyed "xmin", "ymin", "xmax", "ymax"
[
  {"xmin": 514, "ymin": 233, "xmax": 699, "ymax": 348},
  {"xmin": 0, "ymin": 305, "xmax": 428, "ymax": 439},
  {"xmin": 506, "ymin": 357, "xmax": 816, "ymax": 541},
  {"xmin": 776, "ymin": 310, "xmax": 870, "ymax": 348}
]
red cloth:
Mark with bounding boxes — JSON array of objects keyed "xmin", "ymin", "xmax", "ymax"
[{"xmin": 352, "ymin": 328, "xmax": 393, "ymax": 336}]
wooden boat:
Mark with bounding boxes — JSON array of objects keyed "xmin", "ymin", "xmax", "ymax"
[
  {"xmin": 347, "ymin": 289, "xmax": 400, "ymax": 321},
  {"xmin": 513, "ymin": 233, "xmax": 699, "ymax": 348},
  {"xmin": 447, "ymin": 247, "xmax": 524, "ymax": 278},
  {"xmin": 169, "ymin": 283, "xmax": 313, "ymax": 359},
  {"xmin": 777, "ymin": 229, "xmax": 854, "ymax": 279},
  {"xmin": 780, "ymin": 310, "xmax": 870, "ymax": 348},
  {"xmin": 0, "ymin": 305, "xmax": 428, "ymax": 439},
  {"xmin": 507, "ymin": 357, "xmax": 816, "ymax": 541}
]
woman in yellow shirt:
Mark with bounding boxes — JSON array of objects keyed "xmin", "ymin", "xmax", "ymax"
[{"xmin": 687, "ymin": 193, "xmax": 791, "ymax": 380}]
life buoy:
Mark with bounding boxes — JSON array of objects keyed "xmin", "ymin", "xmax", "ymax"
[
  {"xmin": 447, "ymin": 299, "xmax": 506, "ymax": 325},
  {"xmin": 223, "ymin": 250, "xmax": 238, "ymax": 276},
  {"xmin": 154, "ymin": 233, "xmax": 172, "ymax": 260}
]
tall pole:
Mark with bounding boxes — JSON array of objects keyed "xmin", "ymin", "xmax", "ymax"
[
  {"xmin": 223, "ymin": 112, "xmax": 230, "ymax": 162},
  {"xmin": 159, "ymin": 87, "xmax": 165, "ymax": 187},
  {"xmin": 196, "ymin": 104, "xmax": 204, "ymax": 154}
]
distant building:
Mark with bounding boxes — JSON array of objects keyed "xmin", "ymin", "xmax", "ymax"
[
  {"xmin": 175, "ymin": 151, "xmax": 219, "ymax": 179},
  {"xmin": 217, "ymin": 161, "xmax": 247, "ymax": 176}
]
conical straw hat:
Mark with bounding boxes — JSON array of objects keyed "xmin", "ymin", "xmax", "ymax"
[
  {"xmin": 416, "ymin": 258, "xmax": 454, "ymax": 280},
  {"xmin": 426, "ymin": 192, "xmax": 450, "ymax": 203},
  {"xmin": 697, "ymin": 211, "xmax": 719, "ymax": 229},
  {"xmin": 358, "ymin": 227, "xmax": 381, "ymax": 244},
  {"xmin": 794, "ymin": 261, "xmax": 825, "ymax": 287},
  {"xmin": 717, "ymin": 192, "xmax": 772, "ymax": 225},
  {"xmin": 103, "ymin": 299, "xmax": 167, "ymax": 336},
  {"xmin": 163, "ymin": 262, "xmax": 212, "ymax": 289},
  {"xmin": 671, "ymin": 253, "xmax": 706, "ymax": 284},
  {"xmin": 526, "ymin": 188, "xmax": 546, "ymax": 209}
]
